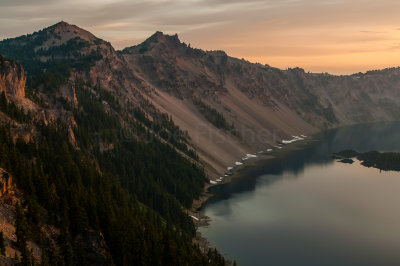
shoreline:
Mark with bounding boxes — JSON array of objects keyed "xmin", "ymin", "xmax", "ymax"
[
  {"xmin": 188, "ymin": 121, "xmax": 400, "ymax": 263},
  {"xmin": 190, "ymin": 135, "xmax": 318, "ymax": 214},
  {"xmin": 188, "ymin": 135, "xmax": 319, "ymax": 259}
]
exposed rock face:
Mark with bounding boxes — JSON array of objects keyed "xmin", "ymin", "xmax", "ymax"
[
  {"xmin": 121, "ymin": 32, "xmax": 400, "ymax": 128},
  {"xmin": 121, "ymin": 33, "xmax": 317, "ymax": 174},
  {"xmin": 0, "ymin": 170, "xmax": 12, "ymax": 197},
  {"xmin": 2, "ymin": 22, "xmax": 400, "ymax": 176},
  {"xmin": 0, "ymin": 168, "xmax": 14, "ymax": 204},
  {"xmin": 0, "ymin": 168, "xmax": 44, "ymax": 264},
  {"xmin": 0, "ymin": 56, "xmax": 25, "ymax": 100},
  {"xmin": 120, "ymin": 32, "xmax": 400, "ymax": 174}
]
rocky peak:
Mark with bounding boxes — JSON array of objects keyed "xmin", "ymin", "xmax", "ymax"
[
  {"xmin": 30, "ymin": 21, "xmax": 113, "ymax": 61},
  {"xmin": 44, "ymin": 21, "xmax": 100, "ymax": 44},
  {"xmin": 122, "ymin": 31, "xmax": 183, "ymax": 55},
  {"xmin": 0, "ymin": 21, "xmax": 122, "ymax": 82},
  {"xmin": 149, "ymin": 31, "xmax": 180, "ymax": 45},
  {"xmin": 0, "ymin": 55, "xmax": 25, "ymax": 100}
]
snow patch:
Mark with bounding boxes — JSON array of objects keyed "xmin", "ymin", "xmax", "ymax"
[{"xmin": 190, "ymin": 215, "xmax": 199, "ymax": 221}]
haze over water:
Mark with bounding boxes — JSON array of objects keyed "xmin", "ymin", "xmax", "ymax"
[{"xmin": 200, "ymin": 122, "xmax": 400, "ymax": 266}]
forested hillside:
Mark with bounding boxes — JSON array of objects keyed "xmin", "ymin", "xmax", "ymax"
[
  {"xmin": 0, "ymin": 23, "xmax": 226, "ymax": 265},
  {"xmin": 1, "ymin": 21, "xmax": 400, "ymax": 265}
]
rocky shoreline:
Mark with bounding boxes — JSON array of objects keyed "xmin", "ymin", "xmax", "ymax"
[{"xmin": 189, "ymin": 135, "xmax": 318, "ymax": 263}]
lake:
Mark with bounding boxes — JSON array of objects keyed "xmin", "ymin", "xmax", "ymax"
[{"xmin": 199, "ymin": 122, "xmax": 400, "ymax": 266}]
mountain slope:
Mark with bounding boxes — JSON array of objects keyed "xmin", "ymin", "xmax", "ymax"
[
  {"xmin": 120, "ymin": 32, "xmax": 400, "ymax": 175},
  {"xmin": 2, "ymin": 22, "xmax": 400, "ymax": 177},
  {"xmin": 1, "ymin": 21, "xmax": 400, "ymax": 264},
  {"xmin": 0, "ymin": 24, "xmax": 226, "ymax": 265},
  {"xmin": 121, "ymin": 33, "xmax": 315, "ymax": 175}
]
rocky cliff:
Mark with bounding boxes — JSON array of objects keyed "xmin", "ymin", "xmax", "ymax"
[
  {"xmin": 0, "ymin": 22, "xmax": 231, "ymax": 266},
  {"xmin": 0, "ymin": 21, "xmax": 399, "ymax": 265},
  {"xmin": 0, "ymin": 169, "xmax": 13, "ymax": 200},
  {"xmin": 121, "ymin": 32, "xmax": 400, "ymax": 174},
  {"xmin": 0, "ymin": 55, "xmax": 25, "ymax": 100},
  {"xmin": 1, "ymin": 22, "xmax": 400, "ymax": 177}
]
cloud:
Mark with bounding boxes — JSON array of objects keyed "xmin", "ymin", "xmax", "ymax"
[
  {"xmin": 0, "ymin": 0, "xmax": 59, "ymax": 7},
  {"xmin": 1, "ymin": 0, "xmax": 400, "ymax": 74}
]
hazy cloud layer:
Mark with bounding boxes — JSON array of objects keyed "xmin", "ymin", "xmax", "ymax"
[{"xmin": 1, "ymin": 0, "xmax": 400, "ymax": 74}]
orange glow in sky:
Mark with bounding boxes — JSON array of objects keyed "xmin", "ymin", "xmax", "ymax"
[{"xmin": 1, "ymin": 0, "xmax": 400, "ymax": 74}]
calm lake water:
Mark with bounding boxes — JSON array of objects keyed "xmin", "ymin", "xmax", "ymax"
[{"xmin": 199, "ymin": 122, "xmax": 400, "ymax": 266}]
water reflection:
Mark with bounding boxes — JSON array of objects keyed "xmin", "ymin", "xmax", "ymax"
[
  {"xmin": 200, "ymin": 122, "xmax": 400, "ymax": 266},
  {"xmin": 206, "ymin": 122, "xmax": 400, "ymax": 203}
]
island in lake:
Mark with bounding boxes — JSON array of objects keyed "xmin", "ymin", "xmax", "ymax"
[{"xmin": 334, "ymin": 150, "xmax": 400, "ymax": 171}]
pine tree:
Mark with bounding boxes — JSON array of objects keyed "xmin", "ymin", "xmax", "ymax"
[
  {"xmin": 14, "ymin": 252, "xmax": 19, "ymax": 262},
  {"xmin": 15, "ymin": 203, "xmax": 29, "ymax": 248},
  {"xmin": 60, "ymin": 225, "xmax": 74, "ymax": 266},
  {"xmin": 0, "ymin": 231, "xmax": 5, "ymax": 255},
  {"xmin": 20, "ymin": 245, "xmax": 34, "ymax": 266}
]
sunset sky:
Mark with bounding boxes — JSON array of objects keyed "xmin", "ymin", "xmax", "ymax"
[{"xmin": 1, "ymin": 0, "xmax": 400, "ymax": 74}]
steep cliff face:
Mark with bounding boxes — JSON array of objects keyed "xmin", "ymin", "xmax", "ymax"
[
  {"xmin": 1, "ymin": 23, "xmax": 400, "ymax": 177},
  {"xmin": 0, "ymin": 23, "xmax": 229, "ymax": 266},
  {"xmin": 309, "ymin": 69, "xmax": 400, "ymax": 124},
  {"xmin": 121, "ymin": 33, "xmax": 317, "ymax": 174},
  {"xmin": 120, "ymin": 32, "xmax": 400, "ymax": 174},
  {"xmin": 121, "ymin": 32, "xmax": 400, "ymax": 130},
  {"xmin": 0, "ymin": 23, "xmax": 153, "ymax": 149},
  {"xmin": 0, "ymin": 168, "xmax": 13, "ymax": 202},
  {"xmin": 0, "ymin": 22, "xmax": 142, "ymax": 94},
  {"xmin": 0, "ymin": 21, "xmax": 400, "ymax": 265},
  {"xmin": 0, "ymin": 168, "xmax": 43, "ymax": 264},
  {"xmin": 0, "ymin": 56, "xmax": 25, "ymax": 100}
]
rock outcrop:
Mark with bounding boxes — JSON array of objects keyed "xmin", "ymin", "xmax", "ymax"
[
  {"xmin": 0, "ymin": 169, "xmax": 13, "ymax": 202},
  {"xmin": 0, "ymin": 168, "xmax": 12, "ymax": 198},
  {"xmin": 0, "ymin": 56, "xmax": 25, "ymax": 100}
]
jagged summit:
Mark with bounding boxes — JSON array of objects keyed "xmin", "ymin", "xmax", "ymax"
[
  {"xmin": 148, "ymin": 31, "xmax": 180, "ymax": 44},
  {"xmin": 121, "ymin": 31, "xmax": 183, "ymax": 54}
]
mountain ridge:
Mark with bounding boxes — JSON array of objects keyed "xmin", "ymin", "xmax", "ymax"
[
  {"xmin": 0, "ymin": 20, "xmax": 400, "ymax": 265},
  {"xmin": 2, "ymin": 21, "xmax": 400, "ymax": 176},
  {"xmin": 117, "ymin": 24, "xmax": 400, "ymax": 174},
  {"xmin": 0, "ymin": 26, "xmax": 225, "ymax": 264}
]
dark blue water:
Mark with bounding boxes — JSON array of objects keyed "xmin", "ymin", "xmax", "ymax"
[{"xmin": 199, "ymin": 122, "xmax": 400, "ymax": 266}]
